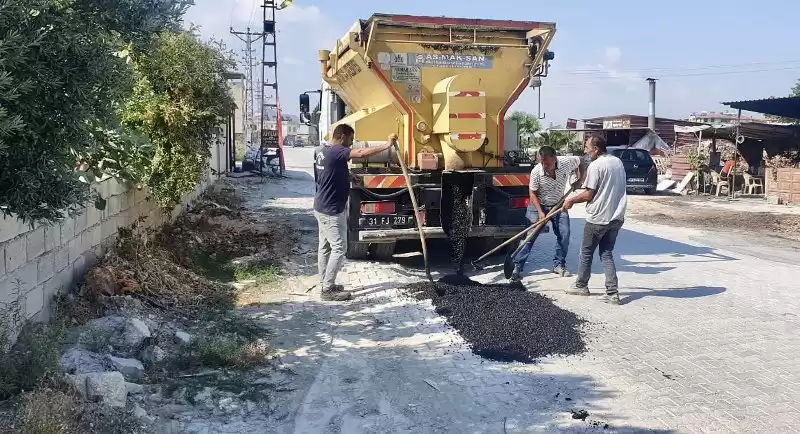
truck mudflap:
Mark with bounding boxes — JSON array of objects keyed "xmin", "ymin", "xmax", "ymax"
[{"xmin": 359, "ymin": 225, "xmax": 527, "ymax": 243}]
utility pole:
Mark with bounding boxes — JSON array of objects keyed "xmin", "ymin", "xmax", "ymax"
[
  {"xmin": 260, "ymin": 0, "xmax": 283, "ymax": 174},
  {"xmin": 230, "ymin": 27, "xmax": 263, "ymax": 146},
  {"xmin": 646, "ymin": 77, "xmax": 657, "ymax": 132}
]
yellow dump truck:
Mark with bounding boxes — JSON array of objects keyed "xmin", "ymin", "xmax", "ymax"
[{"xmin": 299, "ymin": 13, "xmax": 556, "ymax": 260}]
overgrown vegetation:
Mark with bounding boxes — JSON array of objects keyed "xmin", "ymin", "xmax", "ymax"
[
  {"xmin": 176, "ymin": 334, "xmax": 271, "ymax": 371},
  {"xmin": 79, "ymin": 185, "xmax": 287, "ymax": 381},
  {"xmin": 0, "ymin": 298, "xmax": 140, "ymax": 434},
  {"xmin": 0, "ymin": 0, "xmax": 234, "ymax": 224},
  {"xmin": 9, "ymin": 380, "xmax": 139, "ymax": 434},
  {"xmin": 0, "ymin": 310, "xmax": 66, "ymax": 400},
  {"xmin": 0, "ymin": 184, "xmax": 291, "ymax": 431}
]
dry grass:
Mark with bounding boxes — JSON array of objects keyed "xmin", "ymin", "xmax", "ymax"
[
  {"xmin": 10, "ymin": 383, "xmax": 139, "ymax": 434},
  {"xmin": 16, "ymin": 387, "xmax": 78, "ymax": 434},
  {"xmin": 80, "ymin": 182, "xmax": 294, "ymax": 314},
  {"xmin": 0, "ymin": 320, "xmax": 66, "ymax": 400},
  {"xmin": 175, "ymin": 334, "xmax": 271, "ymax": 371},
  {"xmin": 103, "ymin": 231, "xmax": 237, "ymax": 313}
]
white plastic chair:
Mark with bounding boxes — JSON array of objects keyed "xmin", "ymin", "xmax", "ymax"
[{"xmin": 742, "ymin": 172, "xmax": 764, "ymax": 195}]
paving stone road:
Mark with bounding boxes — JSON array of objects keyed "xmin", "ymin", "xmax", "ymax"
[{"xmin": 242, "ymin": 147, "xmax": 800, "ymax": 434}]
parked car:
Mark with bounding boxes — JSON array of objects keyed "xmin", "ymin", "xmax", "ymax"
[{"xmin": 608, "ymin": 147, "xmax": 658, "ymax": 194}]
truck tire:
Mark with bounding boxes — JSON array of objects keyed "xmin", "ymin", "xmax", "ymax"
[
  {"xmin": 370, "ymin": 242, "xmax": 396, "ymax": 261},
  {"xmin": 345, "ymin": 192, "xmax": 368, "ymax": 260},
  {"xmin": 346, "ymin": 236, "xmax": 369, "ymax": 259}
]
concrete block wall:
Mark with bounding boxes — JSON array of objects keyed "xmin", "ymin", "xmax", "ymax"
[
  {"xmin": 0, "ymin": 171, "xmax": 217, "ymax": 342},
  {"xmin": 766, "ymin": 168, "xmax": 800, "ymax": 205}
]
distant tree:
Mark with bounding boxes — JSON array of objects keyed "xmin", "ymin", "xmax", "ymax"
[
  {"xmin": 507, "ymin": 111, "xmax": 540, "ymax": 152},
  {"xmin": 534, "ymin": 127, "xmax": 583, "ymax": 155}
]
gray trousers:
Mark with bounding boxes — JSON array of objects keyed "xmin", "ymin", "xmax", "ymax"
[
  {"xmin": 575, "ymin": 220, "xmax": 623, "ymax": 294},
  {"xmin": 315, "ymin": 211, "xmax": 347, "ymax": 290}
]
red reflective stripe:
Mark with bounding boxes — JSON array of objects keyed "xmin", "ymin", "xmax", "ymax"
[
  {"xmin": 459, "ymin": 133, "xmax": 483, "ymax": 140},
  {"xmin": 494, "ymin": 174, "xmax": 530, "ymax": 186},
  {"xmin": 380, "ymin": 15, "xmax": 546, "ymax": 30},
  {"xmin": 364, "ymin": 176, "xmax": 384, "ymax": 188},
  {"xmin": 388, "ymin": 176, "xmax": 406, "ymax": 188},
  {"xmin": 454, "ymin": 91, "xmax": 481, "ymax": 97}
]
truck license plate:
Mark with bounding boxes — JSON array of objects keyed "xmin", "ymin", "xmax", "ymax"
[
  {"xmin": 628, "ymin": 178, "xmax": 645, "ymax": 182},
  {"xmin": 361, "ymin": 215, "xmax": 413, "ymax": 227}
]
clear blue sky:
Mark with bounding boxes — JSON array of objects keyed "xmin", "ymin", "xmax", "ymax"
[{"xmin": 185, "ymin": 0, "xmax": 800, "ymax": 125}]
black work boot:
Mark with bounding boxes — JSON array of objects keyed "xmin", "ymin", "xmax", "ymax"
[{"xmin": 321, "ymin": 288, "xmax": 352, "ymax": 301}]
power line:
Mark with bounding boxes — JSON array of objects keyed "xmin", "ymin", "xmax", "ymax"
[
  {"xmin": 248, "ymin": 0, "xmax": 258, "ymax": 28},
  {"xmin": 230, "ymin": 27, "xmax": 264, "ymax": 137},
  {"xmin": 549, "ymin": 66, "xmax": 800, "ymax": 87},
  {"xmin": 561, "ymin": 59, "xmax": 800, "ymax": 75}
]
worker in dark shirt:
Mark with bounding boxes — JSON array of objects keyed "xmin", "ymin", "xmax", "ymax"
[{"xmin": 313, "ymin": 124, "xmax": 395, "ymax": 301}]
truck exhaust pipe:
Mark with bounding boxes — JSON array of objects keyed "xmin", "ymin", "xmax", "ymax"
[{"xmin": 318, "ymin": 50, "xmax": 331, "ymax": 78}]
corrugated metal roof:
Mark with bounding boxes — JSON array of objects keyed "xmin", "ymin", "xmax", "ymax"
[
  {"xmin": 705, "ymin": 122, "xmax": 800, "ymax": 141},
  {"xmin": 582, "ymin": 114, "xmax": 707, "ymax": 126},
  {"xmin": 721, "ymin": 96, "xmax": 800, "ymax": 120}
]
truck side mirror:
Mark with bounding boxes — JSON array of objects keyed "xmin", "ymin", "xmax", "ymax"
[{"xmin": 299, "ymin": 93, "xmax": 310, "ymax": 114}]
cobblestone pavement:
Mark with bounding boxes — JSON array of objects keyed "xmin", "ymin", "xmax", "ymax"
[{"xmin": 243, "ymin": 148, "xmax": 800, "ymax": 434}]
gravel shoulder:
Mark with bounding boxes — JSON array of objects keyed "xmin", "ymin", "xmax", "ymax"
[{"xmin": 626, "ymin": 194, "xmax": 800, "ymax": 243}]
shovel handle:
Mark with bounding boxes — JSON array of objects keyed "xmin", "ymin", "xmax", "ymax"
[
  {"xmin": 508, "ymin": 203, "xmax": 565, "ymax": 259},
  {"xmin": 473, "ymin": 188, "xmax": 575, "ymax": 265},
  {"xmin": 391, "ymin": 140, "xmax": 432, "ymax": 282}
]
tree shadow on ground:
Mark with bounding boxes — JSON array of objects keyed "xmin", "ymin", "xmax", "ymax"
[{"xmin": 240, "ymin": 297, "xmax": 677, "ymax": 433}]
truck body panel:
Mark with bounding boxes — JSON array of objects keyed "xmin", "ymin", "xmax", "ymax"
[
  {"xmin": 319, "ymin": 13, "xmax": 555, "ymax": 169},
  {"xmin": 306, "ymin": 13, "xmax": 556, "ymax": 258}
]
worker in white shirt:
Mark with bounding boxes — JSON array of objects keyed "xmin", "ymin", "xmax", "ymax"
[{"xmin": 510, "ymin": 146, "xmax": 584, "ymax": 282}]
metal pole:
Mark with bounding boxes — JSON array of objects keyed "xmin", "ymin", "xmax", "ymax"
[
  {"xmin": 731, "ymin": 109, "xmax": 741, "ymax": 200},
  {"xmin": 230, "ymin": 26, "xmax": 263, "ymax": 165},
  {"xmin": 230, "ymin": 112, "xmax": 236, "ymax": 172},
  {"xmin": 647, "ymin": 78, "xmax": 657, "ymax": 131},
  {"xmin": 259, "ymin": 7, "xmax": 266, "ymax": 177}
]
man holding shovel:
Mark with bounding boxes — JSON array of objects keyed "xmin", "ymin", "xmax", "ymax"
[
  {"xmin": 510, "ymin": 146, "xmax": 584, "ymax": 282},
  {"xmin": 313, "ymin": 124, "xmax": 395, "ymax": 301},
  {"xmin": 562, "ymin": 135, "xmax": 627, "ymax": 305}
]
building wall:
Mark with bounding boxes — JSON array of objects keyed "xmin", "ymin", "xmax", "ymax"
[
  {"xmin": 766, "ymin": 168, "xmax": 800, "ymax": 205},
  {"xmin": 585, "ymin": 115, "xmax": 701, "ymax": 148},
  {"xmin": 0, "ymin": 141, "xmax": 226, "ymax": 344}
]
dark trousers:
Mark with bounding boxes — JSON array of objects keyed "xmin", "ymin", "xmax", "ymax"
[{"xmin": 575, "ymin": 220, "xmax": 623, "ymax": 294}]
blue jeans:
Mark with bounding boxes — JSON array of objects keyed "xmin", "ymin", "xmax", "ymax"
[{"xmin": 513, "ymin": 205, "xmax": 570, "ymax": 271}]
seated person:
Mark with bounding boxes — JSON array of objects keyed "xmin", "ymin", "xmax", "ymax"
[{"xmin": 721, "ymin": 159, "xmax": 735, "ymax": 178}]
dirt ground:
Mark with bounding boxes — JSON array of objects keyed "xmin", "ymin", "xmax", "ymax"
[{"xmin": 626, "ymin": 194, "xmax": 800, "ymax": 242}]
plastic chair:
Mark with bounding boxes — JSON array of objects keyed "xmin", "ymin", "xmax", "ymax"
[
  {"xmin": 742, "ymin": 172, "xmax": 764, "ymax": 195},
  {"xmin": 710, "ymin": 170, "xmax": 729, "ymax": 196}
]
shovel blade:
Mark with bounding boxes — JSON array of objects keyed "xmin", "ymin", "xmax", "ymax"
[{"xmin": 503, "ymin": 248, "xmax": 515, "ymax": 279}]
